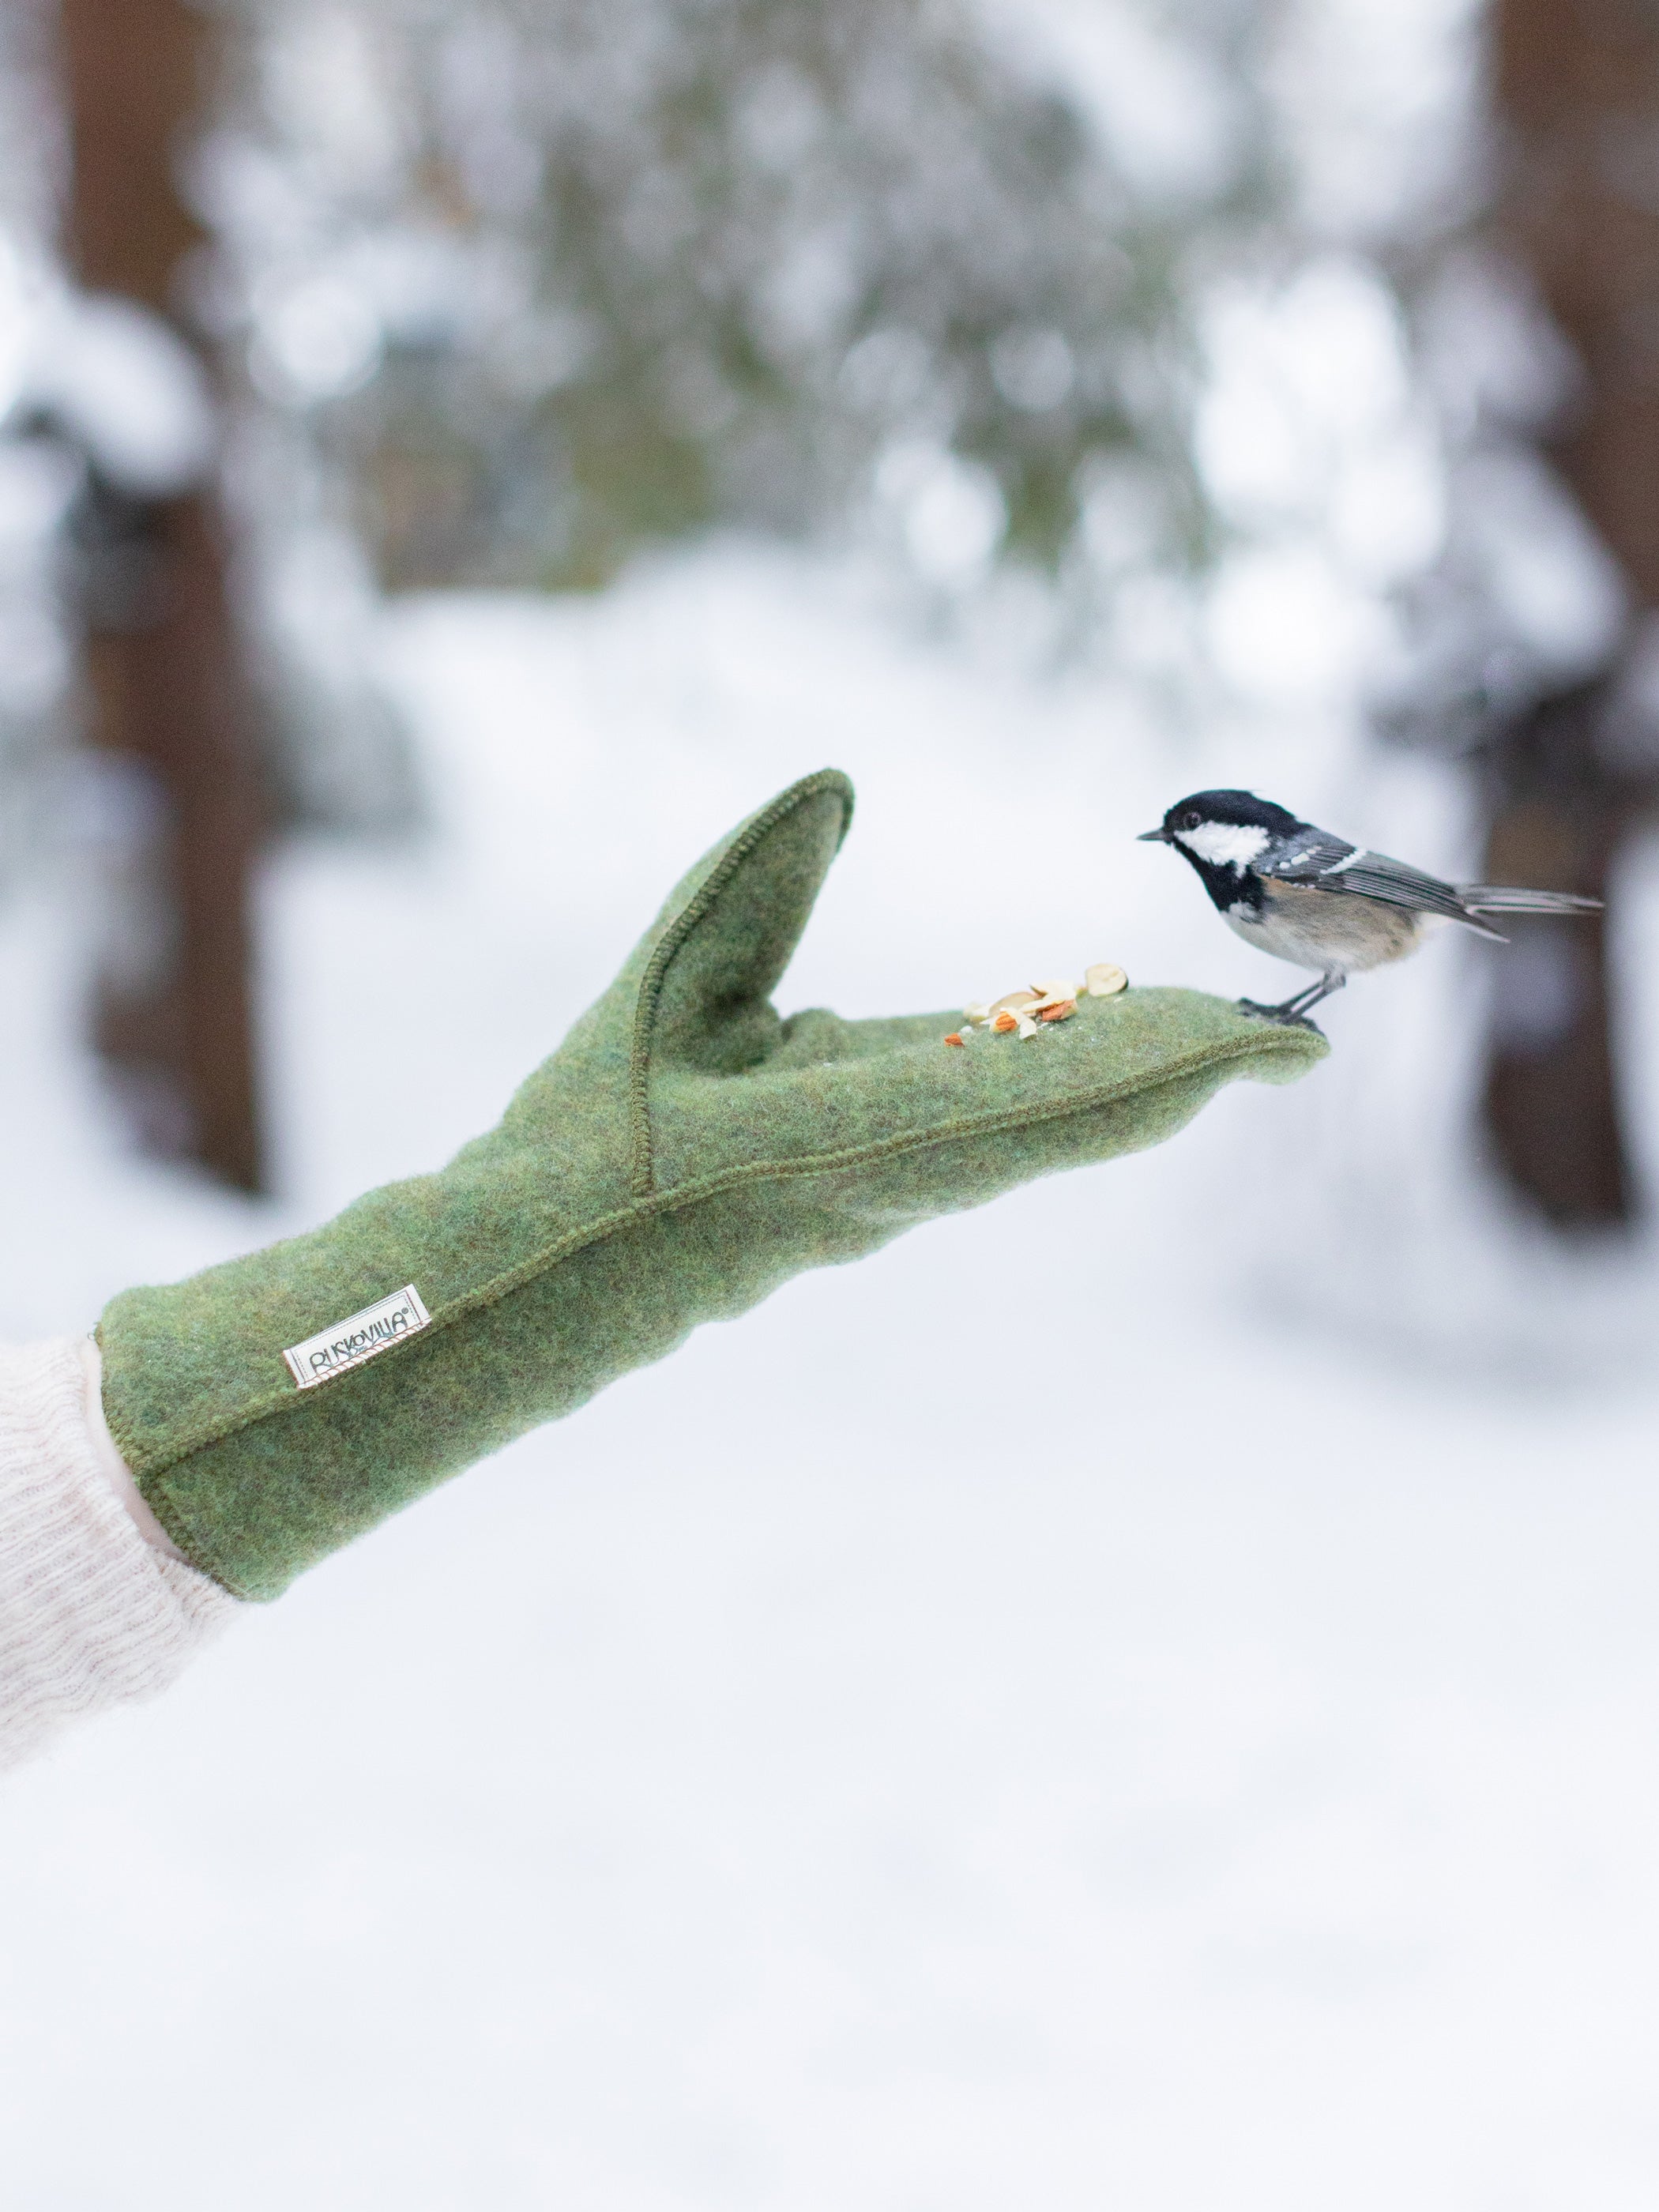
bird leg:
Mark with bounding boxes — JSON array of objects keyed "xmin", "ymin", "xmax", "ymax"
[{"xmin": 1236, "ymin": 972, "xmax": 1345, "ymax": 1029}]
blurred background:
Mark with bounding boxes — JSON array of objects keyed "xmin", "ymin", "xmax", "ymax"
[{"xmin": 5, "ymin": 0, "xmax": 1659, "ymax": 2205}]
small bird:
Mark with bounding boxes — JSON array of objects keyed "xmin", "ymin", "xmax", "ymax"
[{"xmin": 1139, "ymin": 788, "xmax": 1601, "ymax": 1027}]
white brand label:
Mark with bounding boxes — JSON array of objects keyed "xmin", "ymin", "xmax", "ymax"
[{"xmin": 284, "ymin": 1285, "xmax": 431, "ymax": 1389}]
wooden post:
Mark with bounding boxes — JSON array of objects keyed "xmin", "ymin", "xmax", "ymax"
[{"xmin": 57, "ymin": 0, "xmax": 264, "ymax": 1191}]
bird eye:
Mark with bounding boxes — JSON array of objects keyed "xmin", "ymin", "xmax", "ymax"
[{"xmin": 1182, "ymin": 810, "xmax": 1201, "ymax": 830}]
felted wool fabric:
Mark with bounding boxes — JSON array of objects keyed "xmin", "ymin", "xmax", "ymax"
[{"xmin": 98, "ymin": 769, "xmax": 1326, "ymax": 1601}]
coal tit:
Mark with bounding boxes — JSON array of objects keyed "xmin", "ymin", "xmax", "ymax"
[{"xmin": 1140, "ymin": 789, "xmax": 1601, "ymax": 1027}]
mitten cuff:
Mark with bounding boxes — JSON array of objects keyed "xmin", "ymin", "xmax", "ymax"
[{"xmin": 0, "ymin": 1337, "xmax": 241, "ymax": 1774}]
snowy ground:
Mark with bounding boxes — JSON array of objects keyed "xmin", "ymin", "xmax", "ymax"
[{"xmin": 4, "ymin": 549, "xmax": 1659, "ymax": 2210}]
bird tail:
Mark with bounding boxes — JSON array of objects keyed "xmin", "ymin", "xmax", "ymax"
[{"xmin": 1455, "ymin": 885, "xmax": 1604, "ymax": 916}]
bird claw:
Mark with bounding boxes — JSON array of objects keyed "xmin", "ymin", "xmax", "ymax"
[{"xmin": 1235, "ymin": 998, "xmax": 1325, "ymax": 1034}]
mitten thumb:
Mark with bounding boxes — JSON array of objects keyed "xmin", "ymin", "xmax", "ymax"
[{"xmin": 640, "ymin": 769, "xmax": 853, "ymax": 1078}]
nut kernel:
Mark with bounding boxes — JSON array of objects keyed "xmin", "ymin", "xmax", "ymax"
[{"xmin": 1084, "ymin": 962, "xmax": 1128, "ymax": 998}]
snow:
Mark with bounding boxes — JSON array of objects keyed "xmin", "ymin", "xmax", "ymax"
[
  {"xmin": 21, "ymin": 291, "xmax": 216, "ymax": 497},
  {"xmin": 973, "ymin": 0, "xmax": 1247, "ymax": 205},
  {"xmin": 2, "ymin": 547, "xmax": 1659, "ymax": 2207}
]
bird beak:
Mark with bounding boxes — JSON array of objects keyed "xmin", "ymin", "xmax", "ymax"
[{"xmin": 1137, "ymin": 826, "xmax": 1172, "ymax": 843}]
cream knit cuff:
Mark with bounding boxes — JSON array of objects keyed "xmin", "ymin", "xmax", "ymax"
[{"xmin": 0, "ymin": 1337, "xmax": 241, "ymax": 1774}]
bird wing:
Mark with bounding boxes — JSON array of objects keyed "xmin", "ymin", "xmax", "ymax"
[
  {"xmin": 1256, "ymin": 829, "xmax": 1361, "ymax": 881},
  {"xmin": 1263, "ymin": 838, "xmax": 1510, "ymax": 939},
  {"xmin": 1322, "ymin": 851, "xmax": 1509, "ymax": 939}
]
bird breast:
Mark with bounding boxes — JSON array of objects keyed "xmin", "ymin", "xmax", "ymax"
[{"xmin": 1224, "ymin": 880, "xmax": 1425, "ymax": 974}]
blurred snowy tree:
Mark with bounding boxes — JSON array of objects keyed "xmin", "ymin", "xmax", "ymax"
[
  {"xmin": 48, "ymin": 0, "xmax": 268, "ymax": 1190},
  {"xmin": 199, "ymin": 0, "xmax": 1273, "ymax": 600},
  {"xmin": 1352, "ymin": 0, "xmax": 1659, "ymax": 1227},
  {"xmin": 1469, "ymin": 0, "xmax": 1659, "ymax": 1228},
  {"xmin": 0, "ymin": 0, "xmax": 70, "ymax": 887},
  {"xmin": 0, "ymin": 0, "xmax": 1278, "ymax": 1188},
  {"xmin": 4, "ymin": 0, "xmax": 1642, "ymax": 1230}
]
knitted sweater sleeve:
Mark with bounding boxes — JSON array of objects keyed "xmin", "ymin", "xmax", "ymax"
[{"xmin": 0, "ymin": 1338, "xmax": 241, "ymax": 1774}]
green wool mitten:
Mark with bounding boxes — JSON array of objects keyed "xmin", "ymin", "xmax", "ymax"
[{"xmin": 99, "ymin": 769, "xmax": 1326, "ymax": 1599}]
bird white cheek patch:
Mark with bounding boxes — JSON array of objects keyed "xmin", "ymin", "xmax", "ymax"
[{"xmin": 1177, "ymin": 822, "xmax": 1270, "ymax": 870}]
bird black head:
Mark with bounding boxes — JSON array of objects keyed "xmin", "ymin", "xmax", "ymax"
[
  {"xmin": 1139, "ymin": 791, "xmax": 1302, "ymax": 845},
  {"xmin": 1138, "ymin": 790, "xmax": 1305, "ymax": 905}
]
